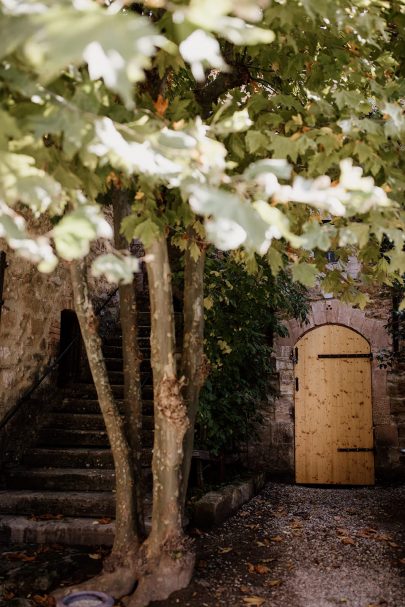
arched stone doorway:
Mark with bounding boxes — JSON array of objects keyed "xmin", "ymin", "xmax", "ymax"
[{"xmin": 270, "ymin": 299, "xmax": 398, "ymax": 480}]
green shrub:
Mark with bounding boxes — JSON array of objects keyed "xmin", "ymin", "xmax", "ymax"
[{"xmin": 197, "ymin": 252, "xmax": 308, "ymax": 455}]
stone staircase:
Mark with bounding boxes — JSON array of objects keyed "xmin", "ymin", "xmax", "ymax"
[{"xmin": 0, "ymin": 308, "xmax": 154, "ymax": 546}]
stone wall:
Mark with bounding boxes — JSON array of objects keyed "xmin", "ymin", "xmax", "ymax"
[
  {"xmin": 248, "ymin": 289, "xmax": 405, "ymax": 481},
  {"xmin": 0, "ymin": 257, "xmax": 120, "ymax": 426},
  {"xmin": 0, "ymin": 245, "xmax": 74, "ymax": 422},
  {"xmin": 0, "ymin": 206, "xmax": 126, "ymax": 426}
]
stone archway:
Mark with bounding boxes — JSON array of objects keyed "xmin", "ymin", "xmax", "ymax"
[{"xmin": 269, "ymin": 299, "xmax": 398, "ymax": 479}]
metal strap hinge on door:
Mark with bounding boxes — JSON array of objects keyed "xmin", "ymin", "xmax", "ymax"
[
  {"xmin": 337, "ymin": 447, "xmax": 375, "ymax": 452},
  {"xmin": 318, "ymin": 353, "xmax": 373, "ymax": 359},
  {"xmin": 290, "ymin": 347, "xmax": 299, "ymax": 364}
]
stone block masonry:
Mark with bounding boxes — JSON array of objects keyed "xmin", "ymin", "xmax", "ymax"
[
  {"xmin": 0, "ymin": 247, "xmax": 74, "ymax": 422},
  {"xmin": 0, "ymin": 209, "xmax": 118, "ymax": 427}
]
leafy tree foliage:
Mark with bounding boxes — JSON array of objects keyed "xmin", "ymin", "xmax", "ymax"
[
  {"xmin": 199, "ymin": 253, "xmax": 308, "ymax": 455},
  {"xmin": 0, "ymin": 0, "xmax": 403, "ymax": 299}
]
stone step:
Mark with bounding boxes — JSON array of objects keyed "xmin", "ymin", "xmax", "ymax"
[
  {"xmin": 103, "ymin": 318, "xmax": 151, "ymax": 341},
  {"xmin": 48, "ymin": 413, "xmax": 107, "ymax": 430},
  {"xmin": 24, "ymin": 447, "xmax": 152, "ymax": 469},
  {"xmin": 136, "ymin": 311, "xmax": 152, "ymax": 323},
  {"xmin": 0, "ymin": 490, "xmax": 116, "ymax": 517},
  {"xmin": 65, "ymin": 383, "xmax": 153, "ymax": 400},
  {"xmin": 0, "ymin": 515, "xmax": 116, "ymax": 546},
  {"xmin": 104, "ymin": 357, "xmax": 151, "ymax": 372},
  {"xmin": 0, "ymin": 500, "xmax": 154, "ymax": 546},
  {"xmin": 67, "ymin": 376, "xmax": 153, "ymax": 400},
  {"xmin": 105, "ymin": 367, "xmax": 151, "ymax": 385},
  {"xmin": 102, "ymin": 345, "xmax": 123, "ymax": 358},
  {"xmin": 38, "ymin": 427, "xmax": 154, "ymax": 448},
  {"xmin": 106, "ymin": 371, "xmax": 124, "ymax": 385},
  {"xmin": 54, "ymin": 399, "xmax": 109, "ymax": 414},
  {"xmin": 48, "ymin": 413, "xmax": 154, "ymax": 432},
  {"xmin": 6, "ymin": 468, "xmax": 116, "ymax": 492},
  {"xmin": 24, "ymin": 447, "xmax": 114, "ymax": 469},
  {"xmin": 54, "ymin": 398, "xmax": 154, "ymax": 416},
  {"xmin": 38, "ymin": 429, "xmax": 109, "ymax": 448},
  {"xmin": 65, "ymin": 383, "xmax": 125, "ymax": 399},
  {"xmin": 81, "ymin": 369, "xmax": 152, "ymax": 386},
  {"xmin": 104, "ymin": 326, "xmax": 150, "ymax": 344},
  {"xmin": 104, "ymin": 357, "xmax": 123, "ymax": 371},
  {"xmin": 103, "ymin": 340, "xmax": 150, "ymax": 358}
]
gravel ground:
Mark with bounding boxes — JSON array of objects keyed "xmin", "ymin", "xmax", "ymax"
[
  {"xmin": 156, "ymin": 482, "xmax": 405, "ymax": 607},
  {"xmin": 1, "ymin": 482, "xmax": 404, "ymax": 607}
]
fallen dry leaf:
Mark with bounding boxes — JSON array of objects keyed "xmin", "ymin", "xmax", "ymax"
[
  {"xmin": 336, "ymin": 528, "xmax": 350, "ymax": 536},
  {"xmin": 153, "ymin": 94, "xmax": 169, "ymax": 116},
  {"xmin": 248, "ymin": 562, "xmax": 272, "ymax": 574},
  {"xmin": 289, "ymin": 520, "xmax": 303, "ymax": 529},
  {"xmin": 32, "ymin": 595, "xmax": 56, "ymax": 607},
  {"xmin": 30, "ymin": 513, "xmax": 64, "ymax": 521},
  {"xmin": 256, "ymin": 539, "xmax": 270, "ymax": 547},
  {"xmin": 239, "ymin": 585, "xmax": 251, "ymax": 594},
  {"xmin": 388, "ymin": 542, "xmax": 399, "ymax": 549},
  {"xmin": 266, "ymin": 579, "xmax": 282, "ymax": 588},
  {"xmin": 270, "ymin": 535, "xmax": 283, "ymax": 542},
  {"xmin": 357, "ymin": 528, "xmax": 378, "ymax": 539},
  {"xmin": 340, "ymin": 536, "xmax": 356, "ymax": 545},
  {"xmin": 96, "ymin": 517, "xmax": 112, "ymax": 525},
  {"xmin": 255, "ymin": 564, "xmax": 270, "ymax": 574},
  {"xmin": 88, "ymin": 552, "xmax": 102, "ymax": 560},
  {"xmin": 374, "ymin": 533, "xmax": 392, "ymax": 542},
  {"xmin": 243, "ymin": 596, "xmax": 266, "ymax": 606},
  {"xmin": 6, "ymin": 551, "xmax": 37, "ymax": 562},
  {"xmin": 218, "ymin": 547, "xmax": 233, "ymax": 554}
]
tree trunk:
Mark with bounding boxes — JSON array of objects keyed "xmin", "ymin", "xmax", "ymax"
[
  {"xmin": 128, "ymin": 234, "xmax": 194, "ymax": 607},
  {"xmin": 113, "ymin": 189, "xmax": 145, "ymax": 537},
  {"xmin": 67, "ymin": 259, "xmax": 140, "ymax": 598},
  {"xmin": 180, "ymin": 230, "xmax": 207, "ymax": 511}
]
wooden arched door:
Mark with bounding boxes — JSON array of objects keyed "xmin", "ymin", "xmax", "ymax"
[{"xmin": 294, "ymin": 325, "xmax": 374, "ymax": 485}]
